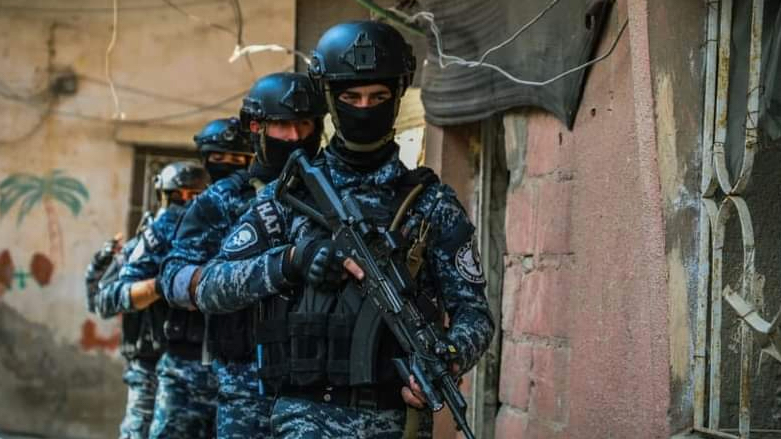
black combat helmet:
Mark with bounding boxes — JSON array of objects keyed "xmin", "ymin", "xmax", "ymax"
[
  {"xmin": 153, "ymin": 161, "xmax": 209, "ymax": 206},
  {"xmin": 194, "ymin": 117, "xmax": 253, "ymax": 181},
  {"xmin": 239, "ymin": 72, "xmax": 326, "ymax": 172},
  {"xmin": 309, "ymin": 20, "xmax": 416, "ymax": 153},
  {"xmin": 309, "ymin": 20, "xmax": 415, "ymax": 90},
  {"xmin": 193, "ymin": 117, "xmax": 251, "ymax": 157}
]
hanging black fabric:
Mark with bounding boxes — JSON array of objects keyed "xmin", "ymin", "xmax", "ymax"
[
  {"xmin": 760, "ymin": 1, "xmax": 781, "ymax": 144},
  {"xmin": 418, "ymin": 0, "xmax": 613, "ymax": 128}
]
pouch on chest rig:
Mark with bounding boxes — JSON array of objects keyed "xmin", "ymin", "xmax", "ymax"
[
  {"xmin": 280, "ymin": 167, "xmax": 443, "ymax": 389},
  {"xmin": 121, "ymin": 300, "xmax": 168, "ymax": 360},
  {"xmin": 163, "ymin": 308, "xmax": 206, "ymax": 359},
  {"xmin": 256, "ymin": 292, "xmax": 294, "ymax": 392},
  {"xmin": 207, "ymin": 307, "xmax": 257, "ymax": 362}
]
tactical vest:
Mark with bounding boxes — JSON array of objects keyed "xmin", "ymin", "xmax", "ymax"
[
  {"xmin": 206, "ymin": 308, "xmax": 258, "ymax": 362},
  {"xmin": 206, "ymin": 172, "xmax": 263, "ymax": 362},
  {"xmin": 155, "ymin": 203, "xmax": 207, "ymax": 360},
  {"xmin": 256, "ymin": 167, "xmax": 442, "ymax": 394},
  {"xmin": 163, "ymin": 308, "xmax": 206, "ymax": 359},
  {"xmin": 101, "ymin": 243, "xmax": 167, "ymax": 361},
  {"xmin": 122, "ymin": 300, "xmax": 168, "ymax": 360}
]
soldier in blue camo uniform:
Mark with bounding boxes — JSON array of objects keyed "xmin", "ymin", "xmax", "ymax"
[
  {"xmin": 139, "ymin": 146, "xmax": 259, "ymax": 439},
  {"xmin": 159, "ymin": 80, "xmax": 324, "ymax": 439},
  {"xmin": 196, "ymin": 21, "xmax": 495, "ymax": 438},
  {"xmin": 85, "ymin": 162, "xmax": 208, "ymax": 439}
]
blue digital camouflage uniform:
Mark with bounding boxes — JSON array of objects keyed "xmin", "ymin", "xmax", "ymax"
[
  {"xmin": 120, "ymin": 203, "xmax": 218, "ymax": 439},
  {"xmin": 90, "ymin": 236, "xmax": 159, "ymax": 439},
  {"xmin": 100, "ymin": 205, "xmax": 183, "ymax": 439},
  {"xmin": 150, "ymin": 352, "xmax": 219, "ymax": 439},
  {"xmin": 93, "ymin": 205, "xmax": 185, "ymax": 439},
  {"xmin": 197, "ymin": 145, "xmax": 495, "ymax": 438},
  {"xmin": 119, "ymin": 357, "xmax": 158, "ymax": 439},
  {"xmin": 93, "ymin": 235, "xmax": 138, "ymax": 319},
  {"xmin": 159, "ymin": 170, "xmax": 270, "ymax": 439}
]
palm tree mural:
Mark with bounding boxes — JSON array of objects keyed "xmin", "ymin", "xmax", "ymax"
[{"xmin": 0, "ymin": 169, "xmax": 89, "ymax": 264}]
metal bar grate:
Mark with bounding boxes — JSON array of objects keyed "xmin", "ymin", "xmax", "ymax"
[{"xmin": 696, "ymin": 0, "xmax": 768, "ymax": 438}]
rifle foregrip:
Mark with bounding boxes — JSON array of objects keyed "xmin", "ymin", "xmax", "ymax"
[{"xmin": 392, "ymin": 358, "xmax": 411, "ymax": 382}]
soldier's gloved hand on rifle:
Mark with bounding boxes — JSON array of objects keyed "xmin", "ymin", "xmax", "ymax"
[
  {"xmin": 85, "ymin": 234, "xmax": 123, "ymax": 312},
  {"xmin": 401, "ymin": 349, "xmax": 463, "ymax": 409},
  {"xmin": 88, "ymin": 234, "xmax": 123, "ymax": 275},
  {"xmin": 129, "ymin": 278, "xmax": 160, "ymax": 310},
  {"xmin": 283, "ymin": 239, "xmax": 364, "ymax": 286}
]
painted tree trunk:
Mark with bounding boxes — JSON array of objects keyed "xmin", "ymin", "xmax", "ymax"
[{"xmin": 42, "ymin": 196, "xmax": 63, "ymax": 265}]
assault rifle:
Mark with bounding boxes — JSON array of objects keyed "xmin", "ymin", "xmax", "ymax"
[{"xmin": 276, "ymin": 149, "xmax": 475, "ymax": 439}]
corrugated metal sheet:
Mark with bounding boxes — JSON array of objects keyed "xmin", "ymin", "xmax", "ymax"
[{"xmin": 418, "ymin": 0, "xmax": 612, "ymax": 128}]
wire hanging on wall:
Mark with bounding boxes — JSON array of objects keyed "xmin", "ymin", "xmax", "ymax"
[
  {"xmin": 105, "ymin": 0, "xmax": 125, "ymax": 119},
  {"xmin": 229, "ymin": 44, "xmax": 311, "ymax": 66},
  {"xmin": 0, "ymin": 102, "xmax": 52, "ymax": 145},
  {"xmin": 0, "ymin": 0, "xmax": 224, "ymax": 13},
  {"xmin": 403, "ymin": 0, "xmax": 627, "ymax": 87},
  {"xmin": 228, "ymin": 0, "xmax": 255, "ymax": 74}
]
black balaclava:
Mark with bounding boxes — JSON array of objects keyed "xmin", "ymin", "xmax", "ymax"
[
  {"xmin": 328, "ymin": 79, "xmax": 400, "ymax": 170},
  {"xmin": 204, "ymin": 161, "xmax": 245, "ymax": 182},
  {"xmin": 251, "ymin": 119, "xmax": 324, "ymax": 177}
]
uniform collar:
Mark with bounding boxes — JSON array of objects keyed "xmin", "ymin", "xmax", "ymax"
[{"xmin": 324, "ymin": 141, "xmax": 407, "ymax": 189}]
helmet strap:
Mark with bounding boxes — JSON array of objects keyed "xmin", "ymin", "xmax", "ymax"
[
  {"xmin": 159, "ymin": 191, "xmax": 170, "ymax": 208},
  {"xmin": 259, "ymin": 122, "xmax": 270, "ymax": 164}
]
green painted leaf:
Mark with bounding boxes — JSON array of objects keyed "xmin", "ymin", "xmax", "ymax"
[
  {"xmin": 50, "ymin": 188, "xmax": 83, "ymax": 216},
  {"xmin": 0, "ymin": 184, "xmax": 40, "ymax": 217},
  {"xmin": 52, "ymin": 175, "xmax": 89, "ymax": 200},
  {"xmin": 0, "ymin": 174, "xmax": 40, "ymax": 190},
  {"xmin": 16, "ymin": 192, "xmax": 42, "ymax": 225},
  {"xmin": 0, "ymin": 175, "xmax": 42, "ymax": 220}
]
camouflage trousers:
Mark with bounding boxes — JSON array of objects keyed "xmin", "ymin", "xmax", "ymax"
[
  {"xmin": 212, "ymin": 358, "xmax": 273, "ymax": 439},
  {"xmin": 269, "ymin": 396, "xmax": 433, "ymax": 439},
  {"xmin": 119, "ymin": 358, "xmax": 158, "ymax": 439},
  {"xmin": 148, "ymin": 352, "xmax": 218, "ymax": 439}
]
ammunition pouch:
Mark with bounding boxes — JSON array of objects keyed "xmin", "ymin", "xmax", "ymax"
[
  {"xmin": 120, "ymin": 300, "xmax": 167, "ymax": 360},
  {"xmin": 207, "ymin": 308, "xmax": 257, "ymax": 362},
  {"xmin": 262, "ymin": 165, "xmax": 441, "ymax": 391},
  {"xmin": 164, "ymin": 308, "xmax": 205, "ymax": 360}
]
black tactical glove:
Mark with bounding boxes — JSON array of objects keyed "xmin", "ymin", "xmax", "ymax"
[
  {"xmin": 283, "ymin": 239, "xmax": 343, "ymax": 287},
  {"xmin": 91, "ymin": 238, "xmax": 118, "ymax": 273},
  {"xmin": 84, "ymin": 238, "xmax": 119, "ymax": 312}
]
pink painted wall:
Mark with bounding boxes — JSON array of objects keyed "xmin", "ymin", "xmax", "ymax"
[{"xmin": 496, "ymin": 1, "xmax": 671, "ymax": 437}]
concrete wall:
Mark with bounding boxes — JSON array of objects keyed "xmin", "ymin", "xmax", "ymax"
[
  {"xmin": 494, "ymin": 0, "xmax": 694, "ymax": 437},
  {"xmin": 646, "ymin": 0, "xmax": 706, "ymax": 432},
  {"xmin": 0, "ymin": 3, "xmax": 294, "ymax": 437}
]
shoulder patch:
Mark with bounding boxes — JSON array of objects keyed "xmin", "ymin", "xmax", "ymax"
[
  {"xmin": 223, "ymin": 223, "xmax": 259, "ymax": 254},
  {"xmin": 142, "ymin": 226, "xmax": 161, "ymax": 251},
  {"xmin": 255, "ymin": 201, "xmax": 283, "ymax": 242},
  {"xmin": 455, "ymin": 235, "xmax": 485, "ymax": 284},
  {"xmin": 128, "ymin": 239, "xmax": 146, "ymax": 263}
]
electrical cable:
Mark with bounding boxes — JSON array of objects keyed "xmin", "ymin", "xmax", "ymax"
[
  {"xmin": 105, "ymin": 0, "xmax": 124, "ymax": 119},
  {"xmin": 0, "ymin": 78, "xmax": 50, "ymax": 102},
  {"xmin": 0, "ymin": 102, "xmax": 52, "ymax": 145},
  {"xmin": 474, "ymin": 0, "xmax": 562, "ymax": 65},
  {"xmin": 0, "ymin": 86, "xmax": 249, "ymax": 124},
  {"xmin": 161, "ymin": 0, "xmax": 259, "ymax": 75},
  {"xmin": 161, "ymin": 0, "xmax": 235, "ymax": 36},
  {"xmin": 353, "ymin": 0, "xmax": 425, "ymax": 36},
  {"xmin": 124, "ymin": 89, "xmax": 247, "ymax": 123},
  {"xmin": 229, "ymin": 0, "xmax": 256, "ymax": 74},
  {"xmin": 229, "ymin": 44, "xmax": 311, "ymax": 66},
  {"xmin": 0, "ymin": 0, "xmax": 224, "ymax": 13},
  {"xmin": 409, "ymin": 10, "xmax": 628, "ymax": 87},
  {"xmin": 77, "ymin": 73, "xmax": 237, "ymax": 110}
]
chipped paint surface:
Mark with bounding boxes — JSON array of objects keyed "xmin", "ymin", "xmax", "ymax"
[{"xmin": 0, "ymin": 3, "xmax": 295, "ymax": 436}]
